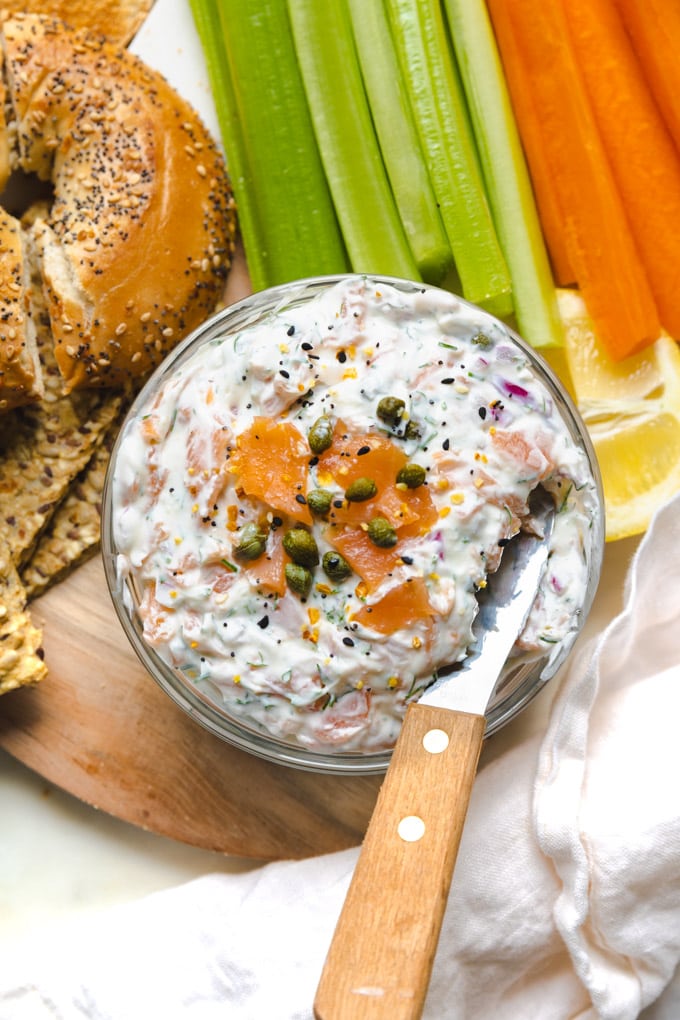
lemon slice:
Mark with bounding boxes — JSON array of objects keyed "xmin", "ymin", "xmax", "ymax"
[{"xmin": 545, "ymin": 288, "xmax": 680, "ymax": 542}]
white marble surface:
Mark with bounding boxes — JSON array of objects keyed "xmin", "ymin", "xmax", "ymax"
[{"xmin": 0, "ymin": 750, "xmax": 258, "ymax": 953}]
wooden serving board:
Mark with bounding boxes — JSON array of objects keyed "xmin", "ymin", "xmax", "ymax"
[
  {"xmin": 0, "ymin": 554, "xmax": 385, "ymax": 860},
  {"xmin": 0, "ymin": 250, "xmax": 386, "ymax": 861}
]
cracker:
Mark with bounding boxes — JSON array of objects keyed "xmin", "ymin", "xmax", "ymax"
[
  {"xmin": 21, "ymin": 413, "xmax": 121, "ymax": 597},
  {"xmin": 0, "ymin": 369, "xmax": 122, "ymax": 569},
  {"xmin": 0, "ymin": 541, "xmax": 46, "ymax": 693}
]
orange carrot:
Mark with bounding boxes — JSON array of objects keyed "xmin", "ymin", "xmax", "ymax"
[
  {"xmin": 487, "ymin": 0, "xmax": 660, "ymax": 361},
  {"xmin": 562, "ymin": 0, "xmax": 680, "ymax": 338},
  {"xmin": 613, "ymin": 0, "xmax": 680, "ymax": 154},
  {"xmin": 485, "ymin": 0, "xmax": 575, "ymax": 287}
]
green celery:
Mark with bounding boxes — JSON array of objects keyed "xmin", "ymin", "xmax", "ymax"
[
  {"xmin": 346, "ymin": 0, "xmax": 453, "ymax": 285},
  {"xmin": 386, "ymin": 0, "xmax": 513, "ymax": 317},
  {"xmin": 443, "ymin": 0, "xmax": 564, "ymax": 348},
  {"xmin": 287, "ymin": 0, "xmax": 420, "ymax": 280},
  {"xmin": 191, "ymin": 0, "xmax": 348, "ymax": 291},
  {"xmin": 189, "ymin": 0, "xmax": 265, "ymax": 288}
]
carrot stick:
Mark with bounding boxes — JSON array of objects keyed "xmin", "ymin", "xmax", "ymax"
[
  {"xmin": 562, "ymin": 0, "xmax": 680, "ymax": 339},
  {"xmin": 613, "ymin": 0, "xmax": 680, "ymax": 154},
  {"xmin": 487, "ymin": 0, "xmax": 660, "ymax": 361},
  {"xmin": 484, "ymin": 0, "xmax": 575, "ymax": 288}
]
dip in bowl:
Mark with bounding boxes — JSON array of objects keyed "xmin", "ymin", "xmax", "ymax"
[{"xmin": 102, "ymin": 275, "xmax": 604, "ymax": 774}]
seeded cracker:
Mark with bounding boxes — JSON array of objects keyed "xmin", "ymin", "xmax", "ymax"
[
  {"xmin": 0, "ymin": 540, "xmax": 46, "ymax": 693},
  {"xmin": 21, "ymin": 412, "xmax": 123, "ymax": 597}
]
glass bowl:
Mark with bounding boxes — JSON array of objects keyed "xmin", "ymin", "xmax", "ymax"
[{"xmin": 101, "ymin": 274, "xmax": 605, "ymax": 775}]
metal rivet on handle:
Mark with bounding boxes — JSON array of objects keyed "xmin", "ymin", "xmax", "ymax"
[
  {"xmin": 422, "ymin": 728, "xmax": 449, "ymax": 754},
  {"xmin": 397, "ymin": 815, "xmax": 426, "ymax": 842}
]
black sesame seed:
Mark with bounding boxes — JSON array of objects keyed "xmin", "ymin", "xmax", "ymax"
[
  {"xmin": 400, "ymin": 555, "xmax": 414, "ymax": 565},
  {"xmin": 478, "ymin": 406, "xmax": 487, "ymax": 420},
  {"xmin": 287, "ymin": 325, "xmax": 295, "ymax": 336},
  {"xmin": 280, "ymin": 369, "xmax": 290, "ymax": 379},
  {"xmin": 295, "ymin": 493, "xmax": 307, "ymax": 505},
  {"xmin": 442, "ymin": 438, "xmax": 450, "ymax": 451},
  {"xmin": 257, "ymin": 615, "xmax": 270, "ymax": 629},
  {"xmin": 337, "ymin": 350, "xmax": 347, "ymax": 363},
  {"xmin": 441, "ymin": 377, "xmax": 454, "ymax": 385},
  {"xmin": 301, "ymin": 341, "xmax": 313, "ymax": 351},
  {"xmin": 343, "ymin": 637, "xmax": 355, "ymax": 647},
  {"xmin": 356, "ymin": 445, "xmax": 371, "ymax": 456}
]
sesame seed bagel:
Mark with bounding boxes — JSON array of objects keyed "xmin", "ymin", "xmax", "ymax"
[
  {"xmin": 0, "ymin": 0, "xmax": 153, "ymax": 47},
  {"xmin": 0, "ymin": 12, "xmax": 236, "ymax": 395},
  {"xmin": 0, "ymin": 205, "xmax": 41, "ymax": 410}
]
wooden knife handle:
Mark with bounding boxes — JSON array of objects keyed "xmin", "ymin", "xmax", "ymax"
[{"xmin": 314, "ymin": 703, "xmax": 486, "ymax": 1020}]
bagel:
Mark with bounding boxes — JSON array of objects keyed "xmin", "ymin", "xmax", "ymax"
[
  {"xmin": 0, "ymin": 12, "xmax": 236, "ymax": 404},
  {"xmin": 0, "ymin": 0, "xmax": 153, "ymax": 46},
  {"xmin": 0, "ymin": 204, "xmax": 42, "ymax": 409}
]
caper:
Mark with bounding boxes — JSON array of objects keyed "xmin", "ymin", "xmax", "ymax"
[
  {"xmin": 376, "ymin": 395, "xmax": 405, "ymax": 427},
  {"xmin": 285, "ymin": 563, "xmax": 313, "ymax": 599},
  {"xmin": 322, "ymin": 551, "xmax": 353, "ymax": 581},
  {"xmin": 282, "ymin": 527, "xmax": 320, "ymax": 567},
  {"xmin": 404, "ymin": 419, "xmax": 421, "ymax": 441},
  {"xmin": 345, "ymin": 477, "xmax": 377, "ymax": 502},
  {"xmin": 307, "ymin": 414, "xmax": 334, "ymax": 454},
  {"xmin": 367, "ymin": 517, "xmax": 398, "ymax": 548},
  {"xmin": 234, "ymin": 521, "xmax": 267, "ymax": 561},
  {"xmin": 396, "ymin": 463, "xmax": 427, "ymax": 489},
  {"xmin": 307, "ymin": 488, "xmax": 333, "ymax": 517}
]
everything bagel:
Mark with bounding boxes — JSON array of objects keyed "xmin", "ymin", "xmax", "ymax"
[{"xmin": 0, "ymin": 12, "xmax": 236, "ymax": 407}]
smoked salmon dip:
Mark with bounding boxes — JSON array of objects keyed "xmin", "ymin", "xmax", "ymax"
[{"xmin": 108, "ymin": 276, "xmax": 602, "ymax": 757}]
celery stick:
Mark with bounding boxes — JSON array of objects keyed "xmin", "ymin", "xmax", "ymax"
[
  {"xmin": 385, "ymin": 0, "xmax": 513, "ymax": 317},
  {"xmin": 443, "ymin": 0, "xmax": 564, "ymax": 348},
  {"xmin": 189, "ymin": 0, "xmax": 267, "ymax": 289},
  {"xmin": 191, "ymin": 0, "xmax": 348, "ymax": 291},
  {"xmin": 346, "ymin": 0, "xmax": 453, "ymax": 284},
  {"xmin": 288, "ymin": 0, "xmax": 420, "ymax": 281}
]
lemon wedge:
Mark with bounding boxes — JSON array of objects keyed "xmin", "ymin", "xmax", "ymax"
[{"xmin": 544, "ymin": 288, "xmax": 680, "ymax": 542}]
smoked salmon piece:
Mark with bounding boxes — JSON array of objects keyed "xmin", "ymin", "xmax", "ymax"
[
  {"xmin": 329, "ymin": 526, "xmax": 404, "ymax": 591},
  {"xmin": 242, "ymin": 528, "xmax": 288, "ymax": 596},
  {"xmin": 320, "ymin": 421, "xmax": 437, "ymax": 531},
  {"xmin": 352, "ymin": 576, "xmax": 435, "ymax": 636},
  {"xmin": 227, "ymin": 417, "xmax": 312, "ymax": 523}
]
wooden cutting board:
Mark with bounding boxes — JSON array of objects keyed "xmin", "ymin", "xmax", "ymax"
[
  {"xmin": 0, "ymin": 249, "xmax": 386, "ymax": 861},
  {"xmin": 0, "ymin": 556, "xmax": 384, "ymax": 860}
]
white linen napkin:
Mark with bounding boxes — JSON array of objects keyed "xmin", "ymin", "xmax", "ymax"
[{"xmin": 2, "ymin": 494, "xmax": 680, "ymax": 1020}]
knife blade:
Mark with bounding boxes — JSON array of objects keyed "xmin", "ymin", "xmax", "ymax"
[{"xmin": 419, "ymin": 490, "xmax": 554, "ymax": 717}]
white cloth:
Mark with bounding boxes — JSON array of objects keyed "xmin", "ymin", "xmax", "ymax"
[{"xmin": 2, "ymin": 494, "xmax": 680, "ymax": 1019}]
